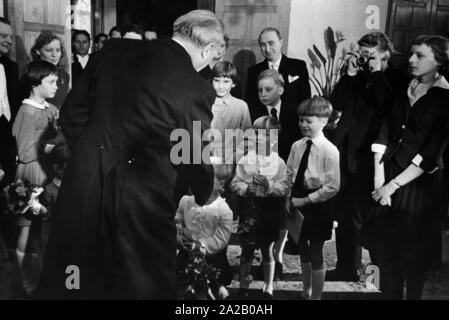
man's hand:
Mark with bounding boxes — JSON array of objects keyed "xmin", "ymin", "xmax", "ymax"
[
  {"xmin": 253, "ymin": 175, "xmax": 269, "ymax": 190},
  {"xmin": 347, "ymin": 52, "xmax": 360, "ymax": 76}
]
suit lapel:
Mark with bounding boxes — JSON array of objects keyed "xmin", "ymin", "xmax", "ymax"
[{"xmin": 278, "ymin": 55, "xmax": 289, "ymax": 82}]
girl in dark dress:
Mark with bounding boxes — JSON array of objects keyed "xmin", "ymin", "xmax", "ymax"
[{"xmin": 367, "ymin": 35, "xmax": 449, "ymax": 300}]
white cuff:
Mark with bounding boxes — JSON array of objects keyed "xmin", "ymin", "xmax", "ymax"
[
  {"xmin": 308, "ymin": 192, "xmax": 319, "ymax": 204},
  {"xmin": 371, "ymin": 143, "xmax": 387, "ymax": 154},
  {"xmin": 412, "ymin": 154, "xmax": 423, "ymax": 167}
]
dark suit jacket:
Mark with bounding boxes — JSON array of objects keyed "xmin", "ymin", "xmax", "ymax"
[
  {"xmin": 331, "ymin": 65, "xmax": 410, "ymax": 174},
  {"xmin": 245, "ymin": 55, "xmax": 311, "ymax": 161},
  {"xmin": 71, "ymin": 54, "xmax": 91, "ymax": 87},
  {"xmin": 0, "ymin": 55, "xmax": 19, "ymax": 117},
  {"xmin": 245, "ymin": 54, "xmax": 311, "ymax": 122},
  {"xmin": 0, "ymin": 55, "xmax": 19, "ymax": 185},
  {"xmin": 40, "ymin": 37, "xmax": 215, "ymax": 299}
]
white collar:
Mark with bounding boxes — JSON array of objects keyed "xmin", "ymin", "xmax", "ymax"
[
  {"xmin": 53, "ymin": 178, "xmax": 61, "ymax": 187},
  {"xmin": 432, "ymin": 76, "xmax": 449, "ymax": 90},
  {"xmin": 215, "ymin": 95, "xmax": 233, "ymax": 105},
  {"xmin": 268, "ymin": 55, "xmax": 282, "ymax": 68},
  {"xmin": 22, "ymin": 99, "xmax": 49, "ymax": 110},
  {"xmin": 77, "ymin": 54, "xmax": 89, "ymax": 61},
  {"xmin": 305, "ymin": 132, "xmax": 326, "ymax": 148}
]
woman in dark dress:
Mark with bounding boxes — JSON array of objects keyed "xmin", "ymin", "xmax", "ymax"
[
  {"xmin": 30, "ymin": 31, "xmax": 70, "ymax": 109},
  {"xmin": 366, "ymin": 35, "xmax": 449, "ymax": 300}
]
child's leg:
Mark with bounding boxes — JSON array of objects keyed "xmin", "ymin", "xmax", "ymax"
[
  {"xmin": 298, "ymin": 240, "xmax": 312, "ymax": 299},
  {"xmin": 239, "ymin": 244, "xmax": 254, "ymax": 290},
  {"xmin": 309, "ymin": 241, "xmax": 326, "ymax": 300},
  {"xmin": 274, "ymin": 229, "xmax": 288, "ymax": 263},
  {"xmin": 16, "ymin": 226, "xmax": 30, "ymax": 266},
  {"xmin": 261, "ymin": 241, "xmax": 275, "ymax": 295}
]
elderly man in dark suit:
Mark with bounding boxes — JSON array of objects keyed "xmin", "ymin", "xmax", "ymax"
[{"xmin": 39, "ymin": 10, "xmax": 224, "ymax": 299}]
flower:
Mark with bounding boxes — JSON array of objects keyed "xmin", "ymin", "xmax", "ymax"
[
  {"xmin": 0, "ymin": 179, "xmax": 44, "ymax": 218},
  {"xmin": 308, "ymin": 27, "xmax": 356, "ymax": 100}
]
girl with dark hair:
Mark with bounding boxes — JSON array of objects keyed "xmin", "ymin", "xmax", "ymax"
[
  {"xmin": 31, "ymin": 31, "xmax": 70, "ymax": 109},
  {"xmin": 366, "ymin": 35, "xmax": 449, "ymax": 300},
  {"xmin": 12, "ymin": 60, "xmax": 59, "ymax": 295}
]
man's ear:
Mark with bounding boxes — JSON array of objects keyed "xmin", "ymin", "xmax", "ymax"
[{"xmin": 202, "ymin": 42, "xmax": 216, "ymax": 58}]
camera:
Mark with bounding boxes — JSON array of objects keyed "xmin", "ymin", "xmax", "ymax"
[{"xmin": 356, "ymin": 54, "xmax": 374, "ymax": 67}]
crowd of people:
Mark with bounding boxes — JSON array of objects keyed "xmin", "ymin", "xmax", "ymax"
[{"xmin": 0, "ymin": 10, "xmax": 448, "ymax": 300}]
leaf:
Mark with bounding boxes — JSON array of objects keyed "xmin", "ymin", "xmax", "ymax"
[
  {"xmin": 324, "ymin": 27, "xmax": 337, "ymax": 59},
  {"xmin": 312, "ymin": 45, "xmax": 327, "ymax": 66}
]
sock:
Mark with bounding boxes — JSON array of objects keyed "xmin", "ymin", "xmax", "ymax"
[
  {"xmin": 274, "ymin": 230, "xmax": 288, "ymax": 263},
  {"xmin": 301, "ymin": 263, "xmax": 312, "ymax": 299},
  {"xmin": 239, "ymin": 258, "xmax": 252, "ymax": 290},
  {"xmin": 311, "ymin": 268, "xmax": 326, "ymax": 300},
  {"xmin": 263, "ymin": 261, "xmax": 275, "ymax": 294}
]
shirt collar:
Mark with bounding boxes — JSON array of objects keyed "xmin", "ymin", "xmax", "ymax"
[
  {"xmin": 215, "ymin": 95, "xmax": 233, "ymax": 106},
  {"xmin": 22, "ymin": 99, "xmax": 49, "ymax": 110},
  {"xmin": 268, "ymin": 55, "xmax": 282, "ymax": 69},
  {"xmin": 306, "ymin": 132, "xmax": 326, "ymax": 148}
]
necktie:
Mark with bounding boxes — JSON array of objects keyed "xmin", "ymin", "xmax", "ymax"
[
  {"xmin": 270, "ymin": 107, "xmax": 278, "ymax": 121},
  {"xmin": 0, "ymin": 64, "xmax": 10, "ymax": 121},
  {"xmin": 291, "ymin": 140, "xmax": 313, "ymax": 196}
]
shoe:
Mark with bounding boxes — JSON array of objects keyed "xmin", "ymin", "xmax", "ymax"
[
  {"xmin": 326, "ymin": 269, "xmax": 360, "ymax": 282},
  {"xmin": 262, "ymin": 291, "xmax": 274, "ymax": 300},
  {"xmin": 274, "ymin": 261, "xmax": 284, "ymax": 281},
  {"xmin": 235, "ymin": 288, "xmax": 250, "ymax": 300}
]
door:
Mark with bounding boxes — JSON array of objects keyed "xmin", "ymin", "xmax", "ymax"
[
  {"xmin": 215, "ymin": 0, "xmax": 292, "ymax": 97},
  {"xmin": 6, "ymin": 0, "xmax": 72, "ymax": 77}
]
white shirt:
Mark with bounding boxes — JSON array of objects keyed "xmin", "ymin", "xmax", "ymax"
[
  {"xmin": 266, "ymin": 100, "xmax": 282, "ymax": 120},
  {"xmin": 77, "ymin": 54, "xmax": 89, "ymax": 69},
  {"xmin": 175, "ymin": 195, "xmax": 233, "ymax": 255},
  {"xmin": 287, "ymin": 133, "xmax": 340, "ymax": 203},
  {"xmin": 268, "ymin": 56, "xmax": 282, "ymax": 71},
  {"xmin": 0, "ymin": 64, "xmax": 11, "ymax": 121}
]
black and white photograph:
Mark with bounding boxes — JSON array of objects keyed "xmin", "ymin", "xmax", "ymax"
[{"xmin": 0, "ymin": 0, "xmax": 449, "ymax": 306}]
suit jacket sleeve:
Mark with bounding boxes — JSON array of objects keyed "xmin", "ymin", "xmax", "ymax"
[{"xmin": 177, "ymin": 89, "xmax": 216, "ymax": 206}]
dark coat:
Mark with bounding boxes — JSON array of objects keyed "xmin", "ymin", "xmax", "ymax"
[
  {"xmin": 331, "ymin": 65, "xmax": 410, "ymax": 174},
  {"xmin": 71, "ymin": 54, "xmax": 91, "ymax": 87},
  {"xmin": 0, "ymin": 55, "xmax": 19, "ymax": 185},
  {"xmin": 39, "ymin": 37, "xmax": 215, "ymax": 299}
]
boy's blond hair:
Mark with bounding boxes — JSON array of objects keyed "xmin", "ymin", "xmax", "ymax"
[
  {"xmin": 297, "ymin": 96, "xmax": 333, "ymax": 119},
  {"xmin": 257, "ymin": 69, "xmax": 284, "ymax": 88}
]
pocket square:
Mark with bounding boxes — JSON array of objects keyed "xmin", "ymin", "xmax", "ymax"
[{"xmin": 288, "ymin": 75, "xmax": 300, "ymax": 83}]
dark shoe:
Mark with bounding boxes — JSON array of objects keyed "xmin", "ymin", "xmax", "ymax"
[
  {"xmin": 274, "ymin": 261, "xmax": 284, "ymax": 281},
  {"xmin": 262, "ymin": 291, "xmax": 274, "ymax": 300},
  {"xmin": 326, "ymin": 269, "xmax": 360, "ymax": 282},
  {"xmin": 234, "ymin": 288, "xmax": 250, "ymax": 300}
]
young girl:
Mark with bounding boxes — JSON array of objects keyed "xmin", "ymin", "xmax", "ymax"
[
  {"xmin": 231, "ymin": 116, "xmax": 288, "ymax": 299},
  {"xmin": 12, "ymin": 60, "xmax": 59, "ymax": 294},
  {"xmin": 30, "ymin": 31, "xmax": 70, "ymax": 109},
  {"xmin": 367, "ymin": 35, "xmax": 449, "ymax": 300}
]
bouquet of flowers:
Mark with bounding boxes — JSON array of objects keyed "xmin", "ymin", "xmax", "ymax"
[
  {"xmin": 177, "ymin": 246, "xmax": 223, "ymax": 300},
  {"xmin": 1, "ymin": 179, "xmax": 45, "ymax": 219}
]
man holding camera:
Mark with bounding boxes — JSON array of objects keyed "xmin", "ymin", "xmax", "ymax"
[{"xmin": 328, "ymin": 32, "xmax": 410, "ymax": 281}]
